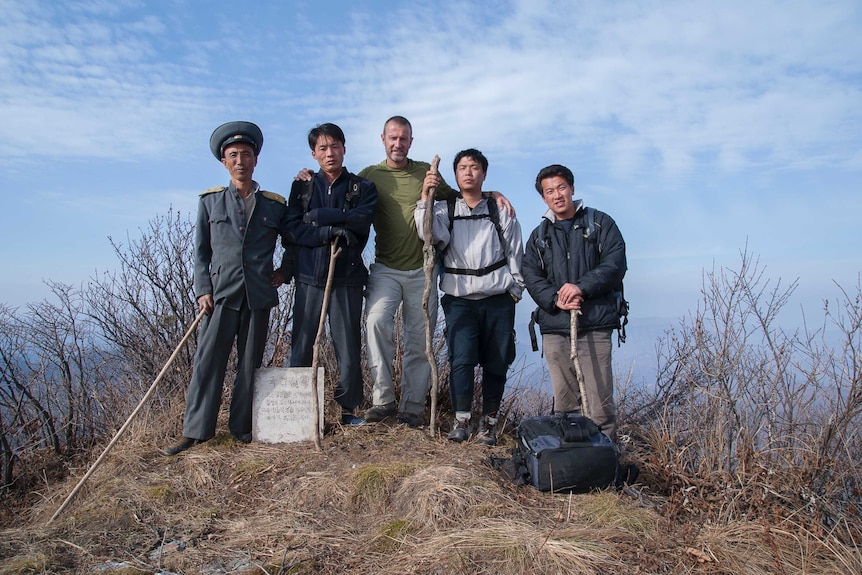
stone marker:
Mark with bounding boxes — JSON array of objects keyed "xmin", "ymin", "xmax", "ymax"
[{"xmin": 252, "ymin": 367, "xmax": 324, "ymax": 443}]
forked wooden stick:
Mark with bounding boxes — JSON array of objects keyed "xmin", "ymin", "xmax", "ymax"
[
  {"xmin": 48, "ymin": 308, "xmax": 206, "ymax": 524},
  {"xmin": 422, "ymin": 155, "xmax": 441, "ymax": 435}
]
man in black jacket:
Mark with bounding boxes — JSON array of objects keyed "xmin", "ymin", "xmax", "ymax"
[
  {"xmin": 285, "ymin": 123, "xmax": 378, "ymax": 425},
  {"xmin": 522, "ymin": 164, "xmax": 626, "ymax": 437}
]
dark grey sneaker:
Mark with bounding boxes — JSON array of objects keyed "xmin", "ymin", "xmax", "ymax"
[
  {"xmin": 364, "ymin": 401, "xmax": 397, "ymax": 422},
  {"xmin": 397, "ymin": 412, "xmax": 423, "ymax": 428},
  {"xmin": 476, "ymin": 415, "xmax": 498, "ymax": 446},
  {"xmin": 447, "ymin": 417, "xmax": 471, "ymax": 443}
]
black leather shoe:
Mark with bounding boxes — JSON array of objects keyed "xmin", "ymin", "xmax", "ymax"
[
  {"xmin": 162, "ymin": 437, "xmax": 200, "ymax": 456},
  {"xmin": 232, "ymin": 432, "xmax": 252, "ymax": 444}
]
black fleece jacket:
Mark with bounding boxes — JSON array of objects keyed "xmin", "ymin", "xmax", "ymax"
[{"xmin": 522, "ymin": 203, "xmax": 627, "ymax": 336}]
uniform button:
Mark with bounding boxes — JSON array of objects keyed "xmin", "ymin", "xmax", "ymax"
[{"xmin": 239, "ymin": 226, "xmax": 245, "ymax": 232}]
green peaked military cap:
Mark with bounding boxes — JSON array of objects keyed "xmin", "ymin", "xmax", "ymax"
[{"xmin": 209, "ymin": 121, "xmax": 264, "ymax": 160}]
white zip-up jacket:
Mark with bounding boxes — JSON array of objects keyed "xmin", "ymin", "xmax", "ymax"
[{"xmin": 415, "ymin": 195, "xmax": 525, "ymax": 301}]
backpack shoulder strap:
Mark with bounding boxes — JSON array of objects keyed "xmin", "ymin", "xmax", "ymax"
[
  {"xmin": 446, "ymin": 194, "xmax": 458, "ymax": 235},
  {"xmin": 299, "ymin": 179, "xmax": 314, "ymax": 213},
  {"xmin": 445, "ymin": 194, "xmax": 505, "ymax": 247},
  {"xmin": 580, "ymin": 206, "xmax": 596, "ymax": 239},
  {"xmin": 442, "ymin": 194, "xmax": 509, "ymax": 277},
  {"xmin": 485, "ymin": 196, "xmax": 506, "ymax": 248},
  {"xmin": 346, "ymin": 173, "xmax": 362, "ymax": 209},
  {"xmin": 534, "ymin": 218, "xmax": 552, "ymax": 271}
]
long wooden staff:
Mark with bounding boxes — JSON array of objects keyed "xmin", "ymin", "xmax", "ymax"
[
  {"xmin": 570, "ymin": 309, "xmax": 591, "ymax": 420},
  {"xmin": 422, "ymin": 156, "xmax": 441, "ymax": 434},
  {"xmin": 310, "ymin": 240, "xmax": 342, "ymax": 451},
  {"xmin": 48, "ymin": 308, "xmax": 207, "ymax": 525}
]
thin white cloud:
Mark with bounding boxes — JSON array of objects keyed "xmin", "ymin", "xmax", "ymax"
[
  {"xmin": 2, "ymin": 0, "xmax": 859, "ymax": 178},
  {"xmin": 0, "ymin": 1, "xmax": 214, "ymax": 161},
  {"xmin": 291, "ymin": 0, "xmax": 862, "ymax": 179}
]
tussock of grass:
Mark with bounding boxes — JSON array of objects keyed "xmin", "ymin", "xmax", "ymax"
[
  {"xmin": 373, "ymin": 519, "xmax": 414, "ymax": 553},
  {"xmin": 276, "ymin": 471, "xmax": 349, "ymax": 513},
  {"xmin": 174, "ymin": 452, "xmax": 222, "ymax": 492},
  {"xmin": 348, "ymin": 462, "xmax": 415, "ymax": 510},
  {"xmin": 5, "ymin": 408, "xmax": 859, "ymax": 575},
  {"xmin": 231, "ymin": 458, "xmax": 272, "ymax": 483},
  {"xmin": 69, "ymin": 497, "xmax": 132, "ymax": 529},
  {"xmin": 0, "ymin": 553, "xmax": 50, "ymax": 575},
  {"xmin": 143, "ymin": 484, "xmax": 175, "ymax": 504},
  {"xmin": 694, "ymin": 521, "xmax": 862, "ymax": 575},
  {"xmin": 402, "ymin": 518, "xmax": 615, "ymax": 575},
  {"xmin": 392, "ymin": 465, "xmax": 503, "ymax": 530},
  {"xmin": 575, "ymin": 491, "xmax": 659, "ymax": 536}
]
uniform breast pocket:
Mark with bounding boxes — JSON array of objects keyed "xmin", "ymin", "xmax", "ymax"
[
  {"xmin": 209, "ymin": 211, "xmax": 233, "ymax": 246},
  {"xmin": 209, "ymin": 211, "xmax": 229, "ymax": 226}
]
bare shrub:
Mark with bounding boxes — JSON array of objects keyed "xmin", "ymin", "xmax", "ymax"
[
  {"xmin": 0, "ymin": 304, "xmax": 51, "ymax": 491},
  {"xmin": 86, "ymin": 209, "xmax": 298, "ymax": 429},
  {"xmin": 85, "ymin": 208, "xmax": 200, "ymax": 406},
  {"xmin": 0, "ymin": 281, "xmax": 115, "ymax": 496},
  {"xmin": 0, "ymin": 208, "xmax": 303, "ymax": 498},
  {"xmin": 624, "ymin": 248, "xmax": 861, "ymax": 540}
]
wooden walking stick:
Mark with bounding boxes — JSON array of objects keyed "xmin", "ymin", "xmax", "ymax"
[
  {"xmin": 310, "ymin": 240, "xmax": 342, "ymax": 451},
  {"xmin": 48, "ymin": 308, "xmax": 207, "ymax": 525},
  {"xmin": 570, "ymin": 309, "xmax": 591, "ymax": 420},
  {"xmin": 422, "ymin": 155, "xmax": 441, "ymax": 435}
]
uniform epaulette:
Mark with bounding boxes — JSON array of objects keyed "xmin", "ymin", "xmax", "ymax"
[
  {"xmin": 200, "ymin": 186, "xmax": 227, "ymax": 196},
  {"xmin": 261, "ymin": 190, "xmax": 286, "ymax": 205}
]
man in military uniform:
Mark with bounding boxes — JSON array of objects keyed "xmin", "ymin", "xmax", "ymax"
[{"xmin": 164, "ymin": 121, "xmax": 291, "ymax": 456}]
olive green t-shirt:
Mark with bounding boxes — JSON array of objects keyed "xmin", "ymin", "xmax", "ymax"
[{"xmin": 359, "ymin": 159, "xmax": 454, "ymax": 271}]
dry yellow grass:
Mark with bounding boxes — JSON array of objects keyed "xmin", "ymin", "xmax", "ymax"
[
  {"xmin": 391, "ymin": 465, "xmax": 503, "ymax": 529},
  {"xmin": 0, "ymin": 413, "xmax": 859, "ymax": 575}
]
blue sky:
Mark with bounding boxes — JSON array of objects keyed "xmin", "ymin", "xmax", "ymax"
[{"xmin": 1, "ymin": 0, "xmax": 860, "ymax": 382}]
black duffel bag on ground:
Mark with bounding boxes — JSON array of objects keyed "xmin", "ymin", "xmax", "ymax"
[{"xmin": 513, "ymin": 413, "xmax": 621, "ymax": 493}]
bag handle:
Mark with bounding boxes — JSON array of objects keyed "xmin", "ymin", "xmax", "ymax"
[{"xmin": 556, "ymin": 414, "xmax": 600, "ymax": 442}]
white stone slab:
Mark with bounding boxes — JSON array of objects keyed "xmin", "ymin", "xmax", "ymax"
[{"xmin": 252, "ymin": 367, "xmax": 324, "ymax": 443}]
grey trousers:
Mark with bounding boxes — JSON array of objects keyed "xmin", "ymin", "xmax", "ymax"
[
  {"xmin": 183, "ymin": 301, "xmax": 271, "ymax": 440},
  {"xmin": 542, "ymin": 329, "xmax": 616, "ymax": 436},
  {"xmin": 365, "ymin": 262, "xmax": 437, "ymax": 416}
]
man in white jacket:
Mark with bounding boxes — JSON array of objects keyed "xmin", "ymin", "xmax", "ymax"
[{"xmin": 415, "ymin": 149, "xmax": 524, "ymax": 445}]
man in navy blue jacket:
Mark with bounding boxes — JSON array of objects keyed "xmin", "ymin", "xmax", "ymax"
[{"xmin": 286, "ymin": 123, "xmax": 378, "ymax": 425}]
